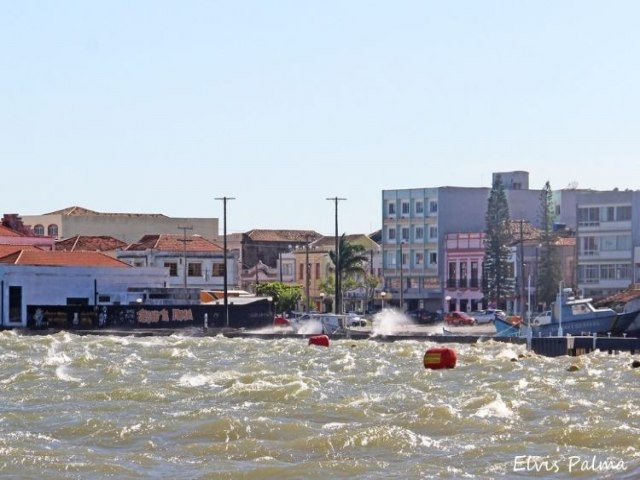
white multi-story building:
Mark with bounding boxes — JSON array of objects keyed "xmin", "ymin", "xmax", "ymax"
[
  {"xmin": 576, "ymin": 190, "xmax": 638, "ymax": 298},
  {"xmin": 381, "ymin": 172, "xmax": 586, "ymax": 312}
]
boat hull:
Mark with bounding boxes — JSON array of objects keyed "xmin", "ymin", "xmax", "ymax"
[
  {"xmin": 535, "ymin": 310, "xmax": 633, "ymax": 337},
  {"xmin": 494, "ymin": 318, "xmax": 522, "ymax": 337}
]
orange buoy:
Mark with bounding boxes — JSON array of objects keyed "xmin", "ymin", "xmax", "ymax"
[
  {"xmin": 423, "ymin": 347, "xmax": 457, "ymax": 369},
  {"xmin": 309, "ymin": 335, "xmax": 330, "ymax": 347}
]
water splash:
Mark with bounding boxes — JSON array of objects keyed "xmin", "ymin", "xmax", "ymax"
[{"xmin": 371, "ymin": 309, "xmax": 416, "ymax": 336}]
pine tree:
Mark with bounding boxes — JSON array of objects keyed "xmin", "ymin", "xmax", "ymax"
[
  {"xmin": 536, "ymin": 181, "xmax": 562, "ymax": 307},
  {"xmin": 484, "ymin": 175, "xmax": 514, "ymax": 309}
]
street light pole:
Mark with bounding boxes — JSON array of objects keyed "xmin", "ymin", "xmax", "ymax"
[
  {"xmin": 399, "ymin": 241, "xmax": 404, "ymax": 312},
  {"xmin": 557, "ymin": 281, "xmax": 564, "ymax": 337},
  {"xmin": 177, "ymin": 225, "xmax": 193, "ymax": 289},
  {"xmin": 305, "ymin": 238, "xmax": 311, "ymax": 312},
  {"xmin": 215, "ymin": 196, "xmax": 235, "ymax": 328},
  {"xmin": 327, "ymin": 196, "xmax": 346, "ymax": 313}
]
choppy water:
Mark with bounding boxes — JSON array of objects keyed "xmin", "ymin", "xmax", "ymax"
[{"xmin": 0, "ymin": 321, "xmax": 639, "ymax": 479}]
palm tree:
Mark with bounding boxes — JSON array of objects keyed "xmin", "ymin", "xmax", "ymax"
[{"xmin": 329, "ymin": 234, "xmax": 368, "ymax": 313}]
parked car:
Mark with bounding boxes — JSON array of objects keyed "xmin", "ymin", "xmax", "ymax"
[
  {"xmin": 444, "ymin": 311, "xmax": 477, "ymax": 326},
  {"xmin": 406, "ymin": 309, "xmax": 440, "ymax": 324},
  {"xmin": 472, "ymin": 309, "xmax": 507, "ymax": 324},
  {"xmin": 346, "ymin": 313, "xmax": 367, "ymax": 327}
]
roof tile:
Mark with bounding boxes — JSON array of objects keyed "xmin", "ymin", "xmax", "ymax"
[
  {"xmin": 0, "ymin": 250, "xmax": 130, "ymax": 267},
  {"xmin": 126, "ymin": 234, "xmax": 223, "ymax": 252}
]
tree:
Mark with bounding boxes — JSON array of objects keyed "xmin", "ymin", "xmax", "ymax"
[
  {"xmin": 329, "ymin": 234, "xmax": 368, "ymax": 312},
  {"xmin": 536, "ymin": 181, "xmax": 562, "ymax": 307},
  {"xmin": 484, "ymin": 175, "xmax": 515, "ymax": 309},
  {"xmin": 255, "ymin": 282, "xmax": 302, "ymax": 313}
]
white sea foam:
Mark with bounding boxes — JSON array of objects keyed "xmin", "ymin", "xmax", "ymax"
[
  {"xmin": 55, "ymin": 365, "xmax": 81, "ymax": 383},
  {"xmin": 473, "ymin": 394, "xmax": 514, "ymax": 419},
  {"xmin": 371, "ymin": 309, "xmax": 416, "ymax": 336}
]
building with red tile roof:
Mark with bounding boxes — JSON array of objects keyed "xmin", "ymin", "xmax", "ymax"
[
  {"xmin": 0, "ymin": 223, "xmax": 55, "ymax": 251},
  {"xmin": 0, "ymin": 251, "xmax": 169, "ymax": 327},
  {"xmin": 0, "ymin": 250, "xmax": 130, "ymax": 268},
  {"xmin": 55, "ymin": 235, "xmax": 128, "ymax": 254},
  {"xmin": 117, "ymin": 234, "xmax": 231, "ymax": 290}
]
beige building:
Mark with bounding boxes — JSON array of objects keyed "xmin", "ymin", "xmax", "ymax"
[{"xmin": 21, "ymin": 206, "xmax": 218, "ymax": 244}]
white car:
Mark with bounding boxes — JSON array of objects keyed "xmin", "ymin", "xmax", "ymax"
[{"xmin": 472, "ymin": 309, "xmax": 507, "ymax": 324}]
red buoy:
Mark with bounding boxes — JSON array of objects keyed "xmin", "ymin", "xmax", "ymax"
[
  {"xmin": 309, "ymin": 335, "xmax": 330, "ymax": 347},
  {"xmin": 423, "ymin": 347, "xmax": 457, "ymax": 369}
]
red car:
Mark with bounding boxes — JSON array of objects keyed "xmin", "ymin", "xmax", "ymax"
[{"xmin": 444, "ymin": 311, "xmax": 477, "ymax": 326}]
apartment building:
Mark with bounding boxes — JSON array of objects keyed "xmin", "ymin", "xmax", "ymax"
[
  {"xmin": 576, "ymin": 190, "xmax": 639, "ymax": 299},
  {"xmin": 381, "ymin": 172, "xmax": 576, "ymax": 312}
]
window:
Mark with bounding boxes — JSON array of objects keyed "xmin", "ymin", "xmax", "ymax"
[
  {"xmin": 448, "ymin": 262, "xmax": 456, "ymax": 279},
  {"xmin": 415, "ymin": 201, "xmax": 424, "ymax": 214},
  {"xmin": 282, "ymin": 263, "xmax": 293, "ymax": 277},
  {"xmin": 598, "ymin": 235, "xmax": 630, "ymax": 252},
  {"xmin": 164, "ymin": 262, "xmax": 178, "ymax": 276},
  {"xmin": 415, "ymin": 252, "xmax": 424, "ymax": 265},
  {"xmin": 429, "ymin": 226, "xmax": 438, "ymax": 239},
  {"xmin": 429, "ymin": 201, "xmax": 438, "ymax": 214},
  {"xmin": 616, "ymin": 206, "xmax": 631, "ymax": 221},
  {"xmin": 315, "ymin": 263, "xmax": 320, "ymax": 279},
  {"xmin": 188, "ymin": 263, "xmax": 202, "ymax": 277},
  {"xmin": 580, "ymin": 237, "xmax": 598, "ymax": 256},
  {"xmin": 579, "ymin": 265, "xmax": 599, "ymax": 283},
  {"xmin": 388, "ymin": 227, "xmax": 396, "ymax": 241},
  {"xmin": 401, "ymin": 251, "xmax": 408, "ymax": 266},
  {"xmin": 603, "ymin": 206, "xmax": 615, "ymax": 222},
  {"xmin": 459, "ymin": 262, "xmax": 468, "ymax": 280},
  {"xmin": 212, "ymin": 263, "xmax": 225, "ymax": 276},
  {"xmin": 47, "ymin": 224, "xmax": 58, "ymax": 237},
  {"xmin": 401, "ymin": 202, "xmax": 410, "ymax": 216},
  {"xmin": 429, "ymin": 252, "xmax": 437, "ymax": 266},
  {"xmin": 299, "ymin": 263, "xmax": 304, "ymax": 280},
  {"xmin": 578, "ymin": 207, "xmax": 599, "ymax": 226},
  {"xmin": 415, "ymin": 227, "xmax": 424, "ymax": 241},
  {"xmin": 600, "ymin": 263, "xmax": 632, "ymax": 280},
  {"xmin": 33, "ymin": 224, "xmax": 44, "ymax": 236},
  {"xmin": 401, "ymin": 227, "xmax": 409, "ymax": 241},
  {"xmin": 388, "ymin": 202, "xmax": 396, "ymax": 215},
  {"xmin": 471, "ymin": 261, "xmax": 479, "ymax": 288},
  {"xmin": 387, "ymin": 250, "xmax": 396, "ymax": 267}
]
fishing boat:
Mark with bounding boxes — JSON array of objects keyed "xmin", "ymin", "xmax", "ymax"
[
  {"xmin": 493, "ymin": 316, "xmax": 523, "ymax": 337},
  {"xmin": 494, "ymin": 288, "xmax": 635, "ymax": 337}
]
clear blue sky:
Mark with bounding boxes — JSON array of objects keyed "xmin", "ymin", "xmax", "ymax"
[{"xmin": 2, "ymin": 1, "xmax": 639, "ymax": 236}]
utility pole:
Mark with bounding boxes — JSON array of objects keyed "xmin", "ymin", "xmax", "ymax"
[
  {"xmin": 215, "ymin": 196, "xmax": 235, "ymax": 328},
  {"xmin": 327, "ymin": 197, "xmax": 346, "ymax": 314},
  {"xmin": 399, "ymin": 240, "xmax": 404, "ymax": 312},
  {"xmin": 519, "ymin": 219, "xmax": 525, "ymax": 320},
  {"xmin": 177, "ymin": 226, "xmax": 193, "ymax": 289},
  {"xmin": 305, "ymin": 238, "xmax": 311, "ymax": 312}
]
